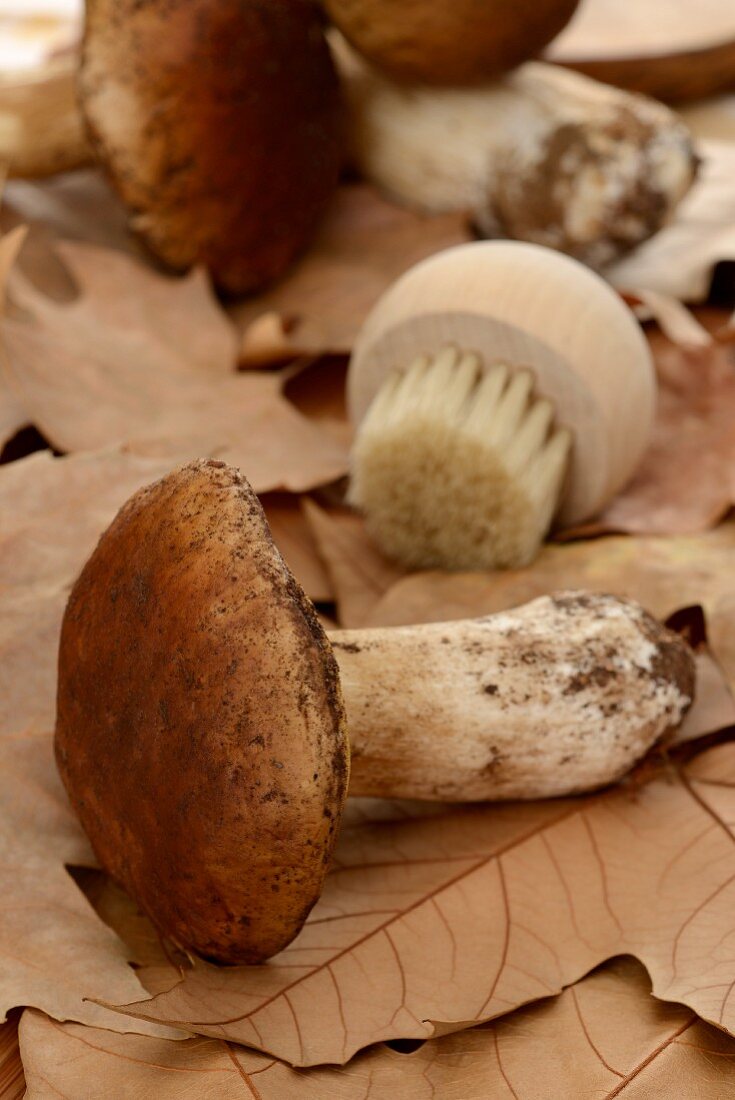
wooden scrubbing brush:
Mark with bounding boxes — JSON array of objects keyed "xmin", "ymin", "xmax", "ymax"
[{"xmin": 348, "ymin": 240, "xmax": 655, "ymax": 571}]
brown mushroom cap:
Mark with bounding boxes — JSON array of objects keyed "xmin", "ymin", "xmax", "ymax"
[
  {"xmin": 55, "ymin": 460, "xmax": 349, "ymax": 964},
  {"xmin": 322, "ymin": 0, "xmax": 581, "ymax": 84},
  {"xmin": 80, "ymin": 0, "xmax": 343, "ymax": 295}
]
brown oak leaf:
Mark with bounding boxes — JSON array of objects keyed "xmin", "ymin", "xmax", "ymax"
[
  {"xmin": 578, "ymin": 322, "xmax": 735, "ymax": 537},
  {"xmin": 302, "ymin": 499, "xmax": 404, "ymax": 627},
  {"xmin": 0, "ymin": 226, "xmax": 29, "ymax": 451},
  {"xmin": 233, "ymin": 184, "xmax": 471, "ymax": 365},
  {"xmin": 14, "ymin": 957, "xmax": 735, "ymax": 1099},
  {"xmin": 105, "ymin": 741, "xmax": 735, "ymax": 1066},
  {"xmin": 0, "ymin": 241, "xmax": 348, "ymax": 493}
]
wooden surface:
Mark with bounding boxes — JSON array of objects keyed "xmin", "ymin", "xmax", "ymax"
[
  {"xmin": 547, "ymin": 0, "xmax": 735, "ymax": 101},
  {"xmin": 0, "ymin": 1018, "xmax": 23, "ymax": 1100}
]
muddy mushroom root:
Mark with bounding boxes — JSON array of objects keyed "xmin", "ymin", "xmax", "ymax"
[
  {"xmin": 80, "ymin": 0, "xmax": 343, "ymax": 294},
  {"xmin": 55, "ymin": 461, "xmax": 695, "ymax": 964}
]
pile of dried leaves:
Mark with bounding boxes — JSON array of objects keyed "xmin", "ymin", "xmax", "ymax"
[{"xmin": 2, "ymin": 168, "xmax": 735, "ymax": 1098}]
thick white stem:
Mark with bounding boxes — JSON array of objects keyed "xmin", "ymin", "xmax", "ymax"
[
  {"xmin": 332, "ymin": 35, "xmax": 697, "ymax": 269},
  {"xmin": 328, "ymin": 593, "xmax": 694, "ymax": 802}
]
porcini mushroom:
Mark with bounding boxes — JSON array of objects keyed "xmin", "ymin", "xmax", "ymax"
[
  {"xmin": 56, "ymin": 461, "xmax": 694, "ymax": 964},
  {"xmin": 322, "ymin": 0, "xmax": 581, "ymax": 84},
  {"xmin": 333, "ymin": 38, "xmax": 697, "ymax": 269},
  {"xmin": 348, "ymin": 240, "xmax": 656, "ymax": 571},
  {"xmin": 80, "ymin": 0, "xmax": 343, "ymax": 294}
]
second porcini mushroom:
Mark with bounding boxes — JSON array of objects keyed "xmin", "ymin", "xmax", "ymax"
[
  {"xmin": 55, "ymin": 461, "xmax": 694, "ymax": 964},
  {"xmin": 348, "ymin": 240, "xmax": 657, "ymax": 571}
]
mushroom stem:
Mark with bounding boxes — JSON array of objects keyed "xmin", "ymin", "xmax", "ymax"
[
  {"xmin": 349, "ymin": 346, "xmax": 572, "ymax": 569},
  {"xmin": 328, "ymin": 592, "xmax": 694, "ymax": 802},
  {"xmin": 333, "ymin": 35, "xmax": 697, "ymax": 268}
]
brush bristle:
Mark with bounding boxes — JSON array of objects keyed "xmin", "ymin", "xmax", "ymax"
[{"xmin": 349, "ymin": 346, "xmax": 572, "ymax": 570}]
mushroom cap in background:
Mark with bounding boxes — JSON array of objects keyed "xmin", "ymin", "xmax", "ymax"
[
  {"xmin": 322, "ymin": 0, "xmax": 581, "ymax": 84},
  {"xmin": 55, "ymin": 460, "xmax": 350, "ymax": 964},
  {"xmin": 80, "ymin": 0, "xmax": 344, "ymax": 295}
]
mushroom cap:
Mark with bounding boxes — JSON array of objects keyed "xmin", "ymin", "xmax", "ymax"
[
  {"xmin": 347, "ymin": 240, "xmax": 656, "ymax": 527},
  {"xmin": 55, "ymin": 460, "xmax": 349, "ymax": 964},
  {"xmin": 322, "ymin": 0, "xmax": 580, "ymax": 84},
  {"xmin": 80, "ymin": 0, "xmax": 343, "ymax": 295}
]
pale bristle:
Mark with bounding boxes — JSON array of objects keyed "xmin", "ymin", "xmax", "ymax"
[{"xmin": 349, "ymin": 346, "xmax": 572, "ymax": 570}]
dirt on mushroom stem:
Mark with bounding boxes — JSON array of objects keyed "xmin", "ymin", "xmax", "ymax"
[{"xmin": 330, "ymin": 591, "xmax": 695, "ymax": 802}]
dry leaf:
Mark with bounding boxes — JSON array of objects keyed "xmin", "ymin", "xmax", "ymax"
[
  {"xmin": 0, "ymin": 449, "xmax": 191, "ymax": 1037},
  {"xmin": 302, "ymin": 499, "xmax": 404, "ymax": 627},
  {"xmin": 0, "ymin": 241, "xmax": 348, "ymax": 493},
  {"xmin": 0, "ymin": 448, "xmax": 332, "ymax": 629},
  {"xmin": 282, "ymin": 355, "xmax": 353, "ymax": 451},
  {"xmin": 575, "ymin": 325, "xmax": 735, "ymax": 537},
  {"xmin": 17, "ymin": 957, "xmax": 735, "ymax": 1099},
  {"xmin": 2, "ymin": 171, "xmax": 133, "ymax": 261},
  {"xmin": 677, "ymin": 651, "xmax": 735, "ymax": 744},
  {"xmin": 6, "ymin": 844, "xmax": 722, "ymax": 1096},
  {"xmin": 2, "ymin": 327, "xmax": 735, "ymax": 1078},
  {"xmin": 234, "ymin": 184, "xmax": 470, "ymax": 365},
  {"xmin": 18, "ymin": 239, "xmax": 238, "ymax": 375},
  {"xmin": 609, "ymin": 141, "xmax": 735, "ymax": 302},
  {"xmin": 626, "ymin": 290, "xmax": 714, "ymax": 348},
  {"xmin": 1, "ymin": 170, "xmax": 137, "ymax": 310},
  {"xmin": 72, "ymin": 871, "xmax": 185, "ymax": 1002},
  {"xmin": 0, "ymin": 175, "xmax": 469, "ymax": 367},
  {"xmin": 102, "ymin": 741, "xmax": 735, "ymax": 1066},
  {"xmin": 0, "ymin": 391, "xmax": 26, "ymax": 454},
  {"xmin": 261, "ymin": 494, "xmax": 334, "ymax": 605},
  {"xmin": 0, "ymin": 224, "xmax": 28, "ymax": 449},
  {"xmin": 0, "ymin": 732, "xmax": 182, "ymax": 1038}
]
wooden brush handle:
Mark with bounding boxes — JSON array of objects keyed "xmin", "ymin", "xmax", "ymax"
[{"xmin": 348, "ymin": 241, "xmax": 656, "ymax": 527}]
